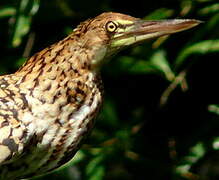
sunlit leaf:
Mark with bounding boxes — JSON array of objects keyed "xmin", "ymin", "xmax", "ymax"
[
  {"xmin": 180, "ymin": 0, "xmax": 193, "ymax": 16},
  {"xmin": 208, "ymin": 104, "xmax": 219, "ymax": 115},
  {"xmin": 212, "ymin": 137, "xmax": 219, "ymax": 150},
  {"xmin": 86, "ymin": 155, "xmax": 105, "ymax": 180},
  {"xmin": 149, "ymin": 50, "xmax": 175, "ymax": 81},
  {"xmin": 0, "ymin": 7, "xmax": 16, "ymax": 18},
  {"xmin": 10, "ymin": 0, "xmax": 40, "ymax": 47},
  {"xmin": 198, "ymin": 3, "xmax": 219, "ymax": 15},
  {"xmin": 175, "ymin": 40, "xmax": 219, "ymax": 67},
  {"xmin": 12, "ymin": 15, "xmax": 31, "ymax": 47},
  {"xmin": 175, "ymin": 143, "xmax": 206, "ymax": 175},
  {"xmin": 88, "ymin": 166, "xmax": 105, "ymax": 180}
]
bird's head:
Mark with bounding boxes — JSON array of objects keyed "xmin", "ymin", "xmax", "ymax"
[{"xmin": 72, "ymin": 12, "xmax": 201, "ymax": 70}]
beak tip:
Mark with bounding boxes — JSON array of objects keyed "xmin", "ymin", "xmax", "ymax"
[
  {"xmin": 169, "ymin": 19, "xmax": 203, "ymax": 31},
  {"xmin": 188, "ymin": 19, "xmax": 204, "ymax": 25},
  {"xmin": 172, "ymin": 19, "xmax": 203, "ymax": 25}
]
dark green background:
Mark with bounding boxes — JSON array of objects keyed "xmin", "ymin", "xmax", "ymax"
[{"xmin": 0, "ymin": 0, "xmax": 219, "ymax": 179}]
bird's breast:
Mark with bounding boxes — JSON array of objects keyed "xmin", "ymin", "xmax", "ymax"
[{"xmin": 0, "ymin": 72, "xmax": 104, "ymax": 179}]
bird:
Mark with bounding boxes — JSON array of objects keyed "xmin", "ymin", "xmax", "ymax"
[{"xmin": 0, "ymin": 12, "xmax": 200, "ymax": 179}]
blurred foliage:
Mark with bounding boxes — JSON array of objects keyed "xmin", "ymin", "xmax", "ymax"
[{"xmin": 1, "ymin": 0, "xmax": 219, "ymax": 180}]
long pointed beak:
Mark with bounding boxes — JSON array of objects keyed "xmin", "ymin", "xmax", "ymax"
[
  {"xmin": 112, "ymin": 19, "xmax": 202, "ymax": 47},
  {"xmin": 132, "ymin": 19, "xmax": 202, "ymax": 38}
]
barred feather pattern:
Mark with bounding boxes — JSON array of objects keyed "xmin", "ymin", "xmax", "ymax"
[{"xmin": 0, "ymin": 32, "xmax": 103, "ymax": 179}]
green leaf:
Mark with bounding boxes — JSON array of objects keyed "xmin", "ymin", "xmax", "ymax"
[
  {"xmin": 198, "ymin": 3, "xmax": 219, "ymax": 15},
  {"xmin": 180, "ymin": 0, "xmax": 193, "ymax": 16},
  {"xmin": 208, "ymin": 104, "xmax": 219, "ymax": 115},
  {"xmin": 86, "ymin": 155, "xmax": 105, "ymax": 180},
  {"xmin": 175, "ymin": 40, "xmax": 219, "ymax": 68},
  {"xmin": 175, "ymin": 143, "xmax": 206, "ymax": 175},
  {"xmin": 149, "ymin": 50, "xmax": 175, "ymax": 81},
  {"xmin": 89, "ymin": 166, "xmax": 105, "ymax": 180},
  {"xmin": 114, "ymin": 50, "xmax": 175, "ymax": 81},
  {"xmin": 212, "ymin": 137, "xmax": 219, "ymax": 150},
  {"xmin": 116, "ymin": 56, "xmax": 157, "ymax": 74},
  {"xmin": 10, "ymin": 0, "xmax": 40, "ymax": 47},
  {"xmin": 0, "ymin": 7, "xmax": 16, "ymax": 18},
  {"xmin": 126, "ymin": 59, "xmax": 158, "ymax": 74},
  {"xmin": 12, "ymin": 15, "xmax": 31, "ymax": 47},
  {"xmin": 205, "ymin": 13, "xmax": 219, "ymax": 32}
]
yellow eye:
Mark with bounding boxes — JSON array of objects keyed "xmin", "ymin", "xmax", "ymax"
[{"xmin": 105, "ymin": 21, "xmax": 118, "ymax": 33}]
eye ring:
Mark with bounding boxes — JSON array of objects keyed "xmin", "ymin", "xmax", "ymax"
[{"xmin": 105, "ymin": 21, "xmax": 118, "ymax": 33}]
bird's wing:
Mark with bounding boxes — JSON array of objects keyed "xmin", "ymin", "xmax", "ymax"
[{"xmin": 0, "ymin": 75, "xmax": 27, "ymax": 165}]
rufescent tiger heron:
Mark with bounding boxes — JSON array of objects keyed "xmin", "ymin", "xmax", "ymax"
[{"xmin": 0, "ymin": 12, "xmax": 201, "ymax": 179}]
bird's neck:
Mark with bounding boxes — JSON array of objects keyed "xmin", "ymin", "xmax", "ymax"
[
  {"xmin": 8, "ymin": 34, "xmax": 103, "ymax": 132},
  {"xmin": 18, "ymin": 36, "xmax": 91, "ymax": 74},
  {"xmin": 7, "ymin": 34, "xmax": 104, "ymax": 108},
  {"xmin": 14, "ymin": 35, "xmax": 102, "ymax": 87}
]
